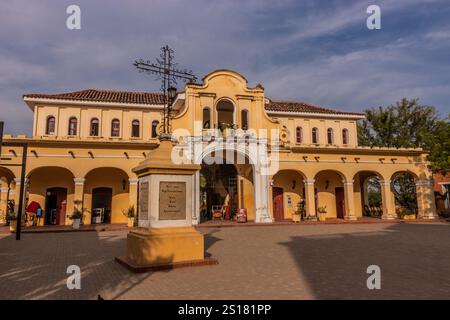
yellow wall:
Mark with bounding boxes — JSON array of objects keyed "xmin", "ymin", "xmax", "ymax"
[
  {"xmin": 172, "ymin": 70, "xmax": 279, "ymax": 140},
  {"xmin": 314, "ymin": 171, "xmax": 342, "ymax": 218},
  {"xmin": 277, "ymin": 117, "xmax": 358, "ymax": 147},
  {"xmin": 272, "ymin": 170, "xmax": 304, "ymax": 219},
  {"xmin": 35, "ymin": 104, "xmax": 162, "ymax": 141}
]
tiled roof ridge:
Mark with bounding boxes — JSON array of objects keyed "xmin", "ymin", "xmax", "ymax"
[
  {"xmin": 23, "ymin": 89, "xmax": 166, "ymax": 105},
  {"xmin": 23, "ymin": 89, "xmax": 365, "ymax": 116},
  {"xmin": 266, "ymin": 98, "xmax": 365, "ymax": 116}
]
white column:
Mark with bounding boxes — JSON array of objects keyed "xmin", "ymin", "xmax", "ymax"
[
  {"xmin": 303, "ymin": 179, "xmax": 316, "ymax": 218},
  {"xmin": 380, "ymin": 180, "xmax": 397, "ymax": 219},
  {"xmin": 342, "ymin": 179, "xmax": 357, "ymax": 220},
  {"xmin": 415, "ymin": 179, "xmax": 438, "ymax": 219},
  {"xmin": 13, "ymin": 178, "xmax": 28, "ymax": 215},
  {"xmin": 74, "ymin": 178, "xmax": 86, "ymax": 224},
  {"xmin": 254, "ymin": 165, "xmax": 271, "ymax": 223},
  {"xmin": 0, "ymin": 183, "xmax": 9, "ymax": 222}
]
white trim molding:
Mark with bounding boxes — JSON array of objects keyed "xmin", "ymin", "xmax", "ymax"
[
  {"xmin": 128, "ymin": 179, "xmax": 139, "ymax": 186},
  {"xmin": 342, "ymin": 179, "xmax": 354, "ymax": 186},
  {"xmin": 267, "ymin": 110, "xmax": 365, "ymax": 120},
  {"xmin": 303, "ymin": 179, "xmax": 315, "ymax": 186},
  {"xmin": 73, "ymin": 178, "xmax": 86, "ymax": 186},
  {"xmin": 415, "ymin": 179, "xmax": 433, "ymax": 186}
]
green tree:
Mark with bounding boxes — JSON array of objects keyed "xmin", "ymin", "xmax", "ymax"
[
  {"xmin": 358, "ymin": 98, "xmax": 450, "ymax": 173},
  {"xmin": 357, "ymin": 98, "xmax": 450, "ymax": 211},
  {"xmin": 425, "ymin": 116, "xmax": 450, "ymax": 175}
]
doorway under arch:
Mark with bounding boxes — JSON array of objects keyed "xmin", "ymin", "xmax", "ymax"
[
  {"xmin": 45, "ymin": 187, "xmax": 67, "ymax": 225},
  {"xmin": 200, "ymin": 163, "xmax": 238, "ymax": 222},
  {"xmin": 391, "ymin": 171, "xmax": 419, "ymax": 216}
]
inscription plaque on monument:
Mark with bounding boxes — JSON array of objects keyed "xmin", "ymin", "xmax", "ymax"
[
  {"xmin": 139, "ymin": 181, "xmax": 149, "ymax": 220},
  {"xmin": 159, "ymin": 181, "xmax": 186, "ymax": 220}
]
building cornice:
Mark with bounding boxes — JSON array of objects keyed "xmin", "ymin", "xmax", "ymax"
[
  {"xmin": 267, "ymin": 110, "xmax": 365, "ymax": 120},
  {"xmin": 1, "ymin": 137, "xmax": 159, "ymax": 149},
  {"xmin": 289, "ymin": 145, "xmax": 426, "ymax": 156}
]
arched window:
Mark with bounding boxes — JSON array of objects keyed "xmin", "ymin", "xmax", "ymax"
[
  {"xmin": 202, "ymin": 108, "xmax": 211, "ymax": 129},
  {"xmin": 327, "ymin": 128, "xmax": 334, "ymax": 144},
  {"xmin": 131, "ymin": 120, "xmax": 140, "ymax": 138},
  {"xmin": 90, "ymin": 118, "xmax": 99, "ymax": 136},
  {"xmin": 111, "ymin": 119, "xmax": 120, "ymax": 137},
  {"xmin": 151, "ymin": 120, "xmax": 159, "ymax": 138},
  {"xmin": 312, "ymin": 127, "xmax": 319, "ymax": 144},
  {"xmin": 46, "ymin": 116, "xmax": 55, "ymax": 135},
  {"xmin": 68, "ymin": 117, "xmax": 78, "ymax": 136},
  {"xmin": 296, "ymin": 127, "xmax": 303, "ymax": 143},
  {"xmin": 342, "ymin": 128, "xmax": 349, "ymax": 145},
  {"xmin": 216, "ymin": 99, "xmax": 234, "ymax": 130},
  {"xmin": 241, "ymin": 109, "xmax": 249, "ymax": 130}
]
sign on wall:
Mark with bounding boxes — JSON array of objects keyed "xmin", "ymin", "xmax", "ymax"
[{"xmin": 159, "ymin": 181, "xmax": 186, "ymax": 220}]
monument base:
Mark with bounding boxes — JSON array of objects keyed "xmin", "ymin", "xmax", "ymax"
[
  {"xmin": 115, "ymin": 255, "xmax": 218, "ymax": 273},
  {"xmin": 122, "ymin": 226, "xmax": 215, "ymax": 271}
]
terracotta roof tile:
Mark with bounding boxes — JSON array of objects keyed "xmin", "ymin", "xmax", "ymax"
[
  {"xmin": 23, "ymin": 89, "xmax": 364, "ymax": 117},
  {"xmin": 265, "ymin": 99, "xmax": 365, "ymax": 116},
  {"xmin": 23, "ymin": 89, "xmax": 166, "ymax": 105}
]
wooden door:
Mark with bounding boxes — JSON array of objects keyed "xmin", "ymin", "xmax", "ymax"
[
  {"xmin": 272, "ymin": 187, "xmax": 284, "ymax": 221},
  {"xmin": 46, "ymin": 188, "xmax": 67, "ymax": 225},
  {"xmin": 335, "ymin": 187, "xmax": 345, "ymax": 219}
]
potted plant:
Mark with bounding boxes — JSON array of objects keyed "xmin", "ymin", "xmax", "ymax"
[
  {"xmin": 122, "ymin": 206, "xmax": 136, "ymax": 228},
  {"xmin": 67, "ymin": 200, "xmax": 86, "ymax": 229},
  {"xmin": 398, "ymin": 208, "xmax": 416, "ymax": 220},
  {"xmin": 221, "ymin": 123, "xmax": 238, "ymax": 138},
  {"xmin": 317, "ymin": 206, "xmax": 327, "ymax": 222},
  {"xmin": 7, "ymin": 212, "xmax": 18, "ymax": 233}
]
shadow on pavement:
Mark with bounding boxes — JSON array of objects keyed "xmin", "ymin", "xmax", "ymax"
[
  {"xmin": 0, "ymin": 230, "xmax": 151, "ymax": 300},
  {"xmin": 279, "ymin": 223, "xmax": 450, "ymax": 299}
]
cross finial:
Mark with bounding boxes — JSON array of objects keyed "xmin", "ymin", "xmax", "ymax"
[{"xmin": 134, "ymin": 46, "xmax": 197, "ymax": 136}]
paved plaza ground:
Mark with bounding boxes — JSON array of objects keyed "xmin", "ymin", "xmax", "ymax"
[{"xmin": 0, "ymin": 222, "xmax": 449, "ymax": 299}]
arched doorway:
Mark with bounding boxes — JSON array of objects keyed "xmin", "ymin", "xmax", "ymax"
[
  {"xmin": 0, "ymin": 167, "xmax": 16, "ymax": 222},
  {"xmin": 45, "ymin": 187, "xmax": 67, "ymax": 225},
  {"xmin": 314, "ymin": 170, "xmax": 346, "ymax": 219},
  {"xmin": 391, "ymin": 171, "xmax": 419, "ymax": 216},
  {"xmin": 91, "ymin": 187, "xmax": 112, "ymax": 224},
  {"xmin": 200, "ymin": 163, "xmax": 238, "ymax": 222},
  {"xmin": 354, "ymin": 171, "xmax": 383, "ymax": 218},
  {"xmin": 84, "ymin": 167, "xmax": 129, "ymax": 224},
  {"xmin": 272, "ymin": 170, "xmax": 305, "ymax": 221},
  {"xmin": 27, "ymin": 166, "xmax": 75, "ymax": 226},
  {"xmin": 197, "ymin": 147, "xmax": 258, "ymax": 223}
]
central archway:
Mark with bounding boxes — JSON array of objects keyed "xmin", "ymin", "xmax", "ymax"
[
  {"xmin": 200, "ymin": 163, "xmax": 238, "ymax": 222},
  {"xmin": 194, "ymin": 144, "xmax": 270, "ymax": 224}
]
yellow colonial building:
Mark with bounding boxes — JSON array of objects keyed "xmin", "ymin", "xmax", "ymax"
[{"xmin": 0, "ymin": 70, "xmax": 437, "ymax": 226}]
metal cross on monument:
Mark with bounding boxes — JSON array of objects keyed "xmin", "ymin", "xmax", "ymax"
[{"xmin": 133, "ymin": 45, "xmax": 197, "ymax": 137}]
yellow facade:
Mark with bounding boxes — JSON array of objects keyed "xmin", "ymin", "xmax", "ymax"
[{"xmin": 0, "ymin": 69, "xmax": 437, "ymax": 225}]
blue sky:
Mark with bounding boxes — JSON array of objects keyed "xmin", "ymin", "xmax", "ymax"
[{"xmin": 0, "ymin": 0, "xmax": 449, "ymax": 135}]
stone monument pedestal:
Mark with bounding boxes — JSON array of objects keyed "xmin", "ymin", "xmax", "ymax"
[
  {"xmin": 126, "ymin": 226, "xmax": 204, "ymax": 265},
  {"xmin": 116, "ymin": 139, "xmax": 217, "ymax": 272}
]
